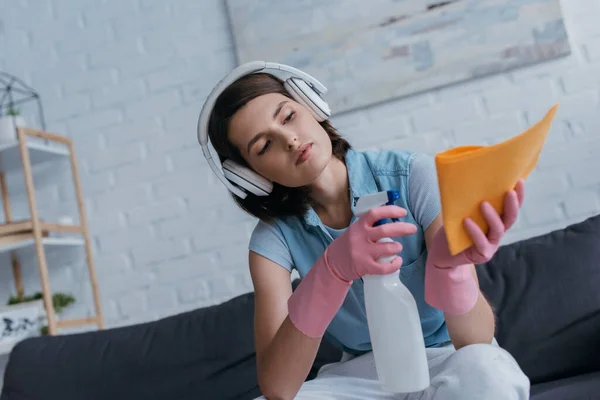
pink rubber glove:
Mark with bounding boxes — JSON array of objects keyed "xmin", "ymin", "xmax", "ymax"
[
  {"xmin": 425, "ymin": 180, "xmax": 525, "ymax": 315},
  {"xmin": 288, "ymin": 205, "xmax": 418, "ymax": 338}
]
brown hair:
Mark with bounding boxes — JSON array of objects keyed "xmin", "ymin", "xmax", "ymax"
[{"xmin": 208, "ymin": 73, "xmax": 351, "ymax": 223}]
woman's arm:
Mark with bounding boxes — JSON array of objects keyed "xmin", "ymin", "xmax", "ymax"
[
  {"xmin": 424, "ymin": 215, "xmax": 495, "ymax": 349},
  {"xmin": 249, "ymin": 251, "xmax": 322, "ymax": 400}
]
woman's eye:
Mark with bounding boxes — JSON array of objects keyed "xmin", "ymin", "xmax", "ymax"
[
  {"xmin": 284, "ymin": 111, "xmax": 295, "ymax": 123},
  {"xmin": 258, "ymin": 140, "xmax": 270, "ymax": 155}
]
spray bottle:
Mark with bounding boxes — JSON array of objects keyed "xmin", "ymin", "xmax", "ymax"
[{"xmin": 354, "ymin": 190, "xmax": 430, "ymax": 393}]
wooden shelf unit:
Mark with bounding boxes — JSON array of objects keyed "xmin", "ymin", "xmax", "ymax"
[{"xmin": 0, "ymin": 126, "xmax": 104, "ymax": 335}]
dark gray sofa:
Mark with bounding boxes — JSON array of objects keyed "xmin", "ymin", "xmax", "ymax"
[{"xmin": 2, "ymin": 213, "xmax": 599, "ymax": 399}]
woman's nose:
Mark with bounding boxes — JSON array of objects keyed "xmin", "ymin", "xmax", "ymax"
[
  {"xmin": 287, "ymin": 137, "xmax": 298, "ymax": 150},
  {"xmin": 284, "ymin": 134, "xmax": 299, "ymax": 151}
]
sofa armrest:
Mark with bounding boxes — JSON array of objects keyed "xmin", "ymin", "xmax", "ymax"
[{"xmin": 476, "ymin": 213, "xmax": 600, "ymax": 385}]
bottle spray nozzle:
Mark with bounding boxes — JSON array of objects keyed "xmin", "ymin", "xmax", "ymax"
[{"xmin": 354, "ymin": 190, "xmax": 402, "ymax": 226}]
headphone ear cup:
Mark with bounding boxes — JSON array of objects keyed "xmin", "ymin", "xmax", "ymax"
[
  {"xmin": 284, "ymin": 78, "xmax": 330, "ymax": 122},
  {"xmin": 222, "ymin": 159, "xmax": 273, "ymax": 196}
]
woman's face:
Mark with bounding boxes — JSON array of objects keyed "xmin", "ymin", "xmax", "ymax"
[{"xmin": 227, "ymin": 92, "xmax": 333, "ymax": 188}]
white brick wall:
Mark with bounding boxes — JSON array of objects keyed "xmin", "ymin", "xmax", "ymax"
[{"xmin": 0, "ymin": 0, "xmax": 598, "ymax": 341}]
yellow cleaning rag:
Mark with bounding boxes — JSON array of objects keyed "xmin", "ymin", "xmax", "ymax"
[{"xmin": 435, "ymin": 104, "xmax": 559, "ymax": 255}]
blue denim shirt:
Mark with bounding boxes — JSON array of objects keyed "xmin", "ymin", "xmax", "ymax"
[{"xmin": 248, "ymin": 148, "xmax": 450, "ymax": 354}]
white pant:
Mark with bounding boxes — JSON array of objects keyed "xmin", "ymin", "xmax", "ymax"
[{"xmin": 254, "ymin": 339, "xmax": 530, "ymax": 399}]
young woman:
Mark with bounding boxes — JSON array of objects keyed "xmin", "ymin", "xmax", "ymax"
[{"xmin": 199, "ymin": 62, "xmax": 530, "ymax": 399}]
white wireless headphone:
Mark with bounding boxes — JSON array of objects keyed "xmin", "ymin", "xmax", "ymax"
[{"xmin": 197, "ymin": 61, "xmax": 331, "ymax": 199}]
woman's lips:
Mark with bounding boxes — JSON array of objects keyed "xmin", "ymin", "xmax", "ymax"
[{"xmin": 296, "ymin": 143, "xmax": 313, "ymax": 165}]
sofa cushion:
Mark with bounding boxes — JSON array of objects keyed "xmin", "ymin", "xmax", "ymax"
[
  {"xmin": 1, "ymin": 289, "xmax": 340, "ymax": 400},
  {"xmin": 476, "ymin": 213, "xmax": 600, "ymax": 385},
  {"xmin": 2, "ymin": 292, "xmax": 257, "ymax": 400},
  {"xmin": 530, "ymin": 371, "xmax": 600, "ymax": 400}
]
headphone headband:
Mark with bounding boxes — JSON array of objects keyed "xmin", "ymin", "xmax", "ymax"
[{"xmin": 197, "ymin": 60, "xmax": 329, "ymax": 199}]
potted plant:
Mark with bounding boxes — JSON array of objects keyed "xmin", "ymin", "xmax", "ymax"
[
  {"xmin": 0, "ymin": 292, "xmax": 76, "ymax": 353},
  {"xmin": 0, "ymin": 296, "xmax": 43, "ymax": 354},
  {"xmin": 0, "ymin": 104, "xmax": 25, "ymax": 143}
]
